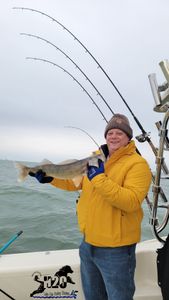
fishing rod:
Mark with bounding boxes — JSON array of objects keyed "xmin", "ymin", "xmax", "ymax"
[
  {"xmin": 12, "ymin": 7, "xmax": 126, "ymax": 104},
  {"xmin": 65, "ymin": 124, "xmax": 158, "ymax": 212},
  {"xmin": 13, "ymin": 7, "xmax": 126, "ymax": 108},
  {"xmin": 0, "ymin": 289, "xmax": 15, "ymax": 300},
  {"xmin": 13, "ymin": 7, "xmax": 169, "ymax": 174},
  {"xmin": 13, "ymin": 8, "xmax": 169, "ymax": 241},
  {"xmin": 20, "ymin": 33, "xmax": 114, "ymax": 115},
  {"xmin": 20, "ymin": 36, "xmax": 169, "ymax": 174},
  {"xmin": 0, "ymin": 231, "xmax": 23, "ymax": 254},
  {"xmin": 26, "ymin": 56, "xmax": 108, "ymax": 123},
  {"xmin": 65, "ymin": 126, "xmax": 100, "ymax": 148},
  {"xmin": 25, "ymin": 58, "xmax": 167, "ymax": 208},
  {"xmin": 26, "ymin": 59, "xmax": 156, "ymax": 211}
]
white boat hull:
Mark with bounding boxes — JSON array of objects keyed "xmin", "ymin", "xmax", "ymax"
[{"xmin": 0, "ymin": 238, "xmax": 162, "ymax": 300}]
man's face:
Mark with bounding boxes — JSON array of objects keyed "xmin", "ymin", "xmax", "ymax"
[{"xmin": 106, "ymin": 128, "xmax": 130, "ymax": 155}]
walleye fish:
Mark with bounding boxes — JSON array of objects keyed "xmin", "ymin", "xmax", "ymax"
[{"xmin": 15, "ymin": 152, "xmax": 105, "ymax": 186}]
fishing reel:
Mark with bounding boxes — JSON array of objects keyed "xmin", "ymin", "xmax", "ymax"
[{"xmin": 135, "ymin": 132, "xmax": 151, "ymax": 143}]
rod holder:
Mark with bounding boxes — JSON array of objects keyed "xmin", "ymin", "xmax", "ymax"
[
  {"xmin": 148, "ymin": 73, "xmax": 161, "ymax": 106},
  {"xmin": 159, "ymin": 60, "xmax": 169, "ymax": 83},
  {"xmin": 148, "ymin": 71, "xmax": 169, "ymax": 112}
]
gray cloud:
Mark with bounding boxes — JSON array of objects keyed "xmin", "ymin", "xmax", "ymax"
[{"xmin": 0, "ymin": 0, "xmax": 168, "ymax": 166}]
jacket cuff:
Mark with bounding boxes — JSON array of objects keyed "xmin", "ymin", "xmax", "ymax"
[{"xmin": 90, "ymin": 173, "xmax": 106, "ymax": 185}]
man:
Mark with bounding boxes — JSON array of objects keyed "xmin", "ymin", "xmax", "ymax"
[{"xmin": 30, "ymin": 114, "xmax": 152, "ymax": 300}]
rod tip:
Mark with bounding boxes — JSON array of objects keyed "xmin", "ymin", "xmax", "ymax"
[{"xmin": 18, "ymin": 230, "xmax": 23, "ymax": 236}]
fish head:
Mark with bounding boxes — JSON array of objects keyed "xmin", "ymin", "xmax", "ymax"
[{"xmin": 88, "ymin": 150, "xmax": 106, "ymax": 167}]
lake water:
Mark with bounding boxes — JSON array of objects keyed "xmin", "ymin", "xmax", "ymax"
[{"xmin": 0, "ymin": 159, "xmax": 168, "ymax": 254}]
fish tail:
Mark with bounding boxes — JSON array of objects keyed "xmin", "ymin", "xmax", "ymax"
[{"xmin": 15, "ymin": 162, "xmax": 29, "ymax": 182}]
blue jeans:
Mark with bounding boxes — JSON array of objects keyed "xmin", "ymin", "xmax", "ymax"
[{"xmin": 79, "ymin": 240, "xmax": 136, "ymax": 300}]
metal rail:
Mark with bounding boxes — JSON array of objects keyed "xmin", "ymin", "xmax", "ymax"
[
  {"xmin": 149, "ymin": 60, "xmax": 169, "ymax": 242},
  {"xmin": 13, "ymin": 8, "xmax": 169, "ymax": 223}
]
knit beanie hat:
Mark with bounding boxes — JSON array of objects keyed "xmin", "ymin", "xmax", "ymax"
[{"xmin": 104, "ymin": 114, "xmax": 133, "ymax": 139}]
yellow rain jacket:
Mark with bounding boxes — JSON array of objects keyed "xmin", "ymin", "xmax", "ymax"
[{"xmin": 51, "ymin": 141, "xmax": 152, "ymax": 247}]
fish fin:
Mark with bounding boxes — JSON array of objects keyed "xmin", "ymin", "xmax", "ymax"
[
  {"xmin": 72, "ymin": 175, "xmax": 83, "ymax": 187},
  {"xmin": 40, "ymin": 158, "xmax": 78, "ymax": 165},
  {"xmin": 40, "ymin": 158, "xmax": 53, "ymax": 165},
  {"xmin": 99, "ymin": 148, "xmax": 106, "ymax": 162},
  {"xmin": 58, "ymin": 159, "xmax": 78, "ymax": 165},
  {"xmin": 14, "ymin": 162, "xmax": 29, "ymax": 182},
  {"xmin": 92, "ymin": 150, "xmax": 100, "ymax": 155}
]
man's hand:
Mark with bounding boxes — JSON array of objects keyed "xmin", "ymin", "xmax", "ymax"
[
  {"xmin": 29, "ymin": 170, "xmax": 53, "ymax": 184},
  {"xmin": 87, "ymin": 159, "xmax": 104, "ymax": 181}
]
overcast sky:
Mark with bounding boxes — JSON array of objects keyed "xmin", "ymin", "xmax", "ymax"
[{"xmin": 0, "ymin": 0, "xmax": 169, "ymax": 168}]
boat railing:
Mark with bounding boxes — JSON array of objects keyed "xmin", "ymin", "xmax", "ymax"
[{"xmin": 148, "ymin": 60, "xmax": 169, "ymax": 243}]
